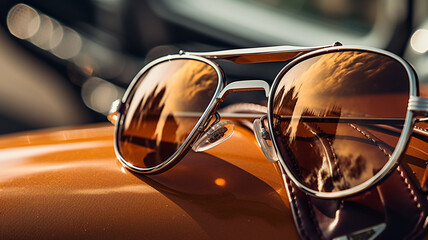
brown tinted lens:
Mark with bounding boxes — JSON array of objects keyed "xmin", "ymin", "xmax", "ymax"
[
  {"xmin": 272, "ymin": 50, "xmax": 409, "ymax": 193},
  {"xmin": 118, "ymin": 59, "xmax": 219, "ymax": 169}
]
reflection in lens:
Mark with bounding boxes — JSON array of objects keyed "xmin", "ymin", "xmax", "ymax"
[
  {"xmin": 118, "ymin": 59, "xmax": 218, "ymax": 169},
  {"xmin": 272, "ymin": 50, "xmax": 409, "ymax": 193}
]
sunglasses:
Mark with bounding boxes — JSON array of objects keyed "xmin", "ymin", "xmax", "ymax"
[{"xmin": 108, "ymin": 43, "xmax": 428, "ymax": 199}]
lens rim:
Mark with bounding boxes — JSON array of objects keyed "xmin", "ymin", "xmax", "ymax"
[
  {"xmin": 267, "ymin": 46, "xmax": 418, "ymax": 198},
  {"xmin": 113, "ymin": 54, "xmax": 225, "ymax": 173}
]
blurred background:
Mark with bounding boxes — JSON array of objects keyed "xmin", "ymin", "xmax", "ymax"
[{"xmin": 0, "ymin": 0, "xmax": 427, "ymax": 135}]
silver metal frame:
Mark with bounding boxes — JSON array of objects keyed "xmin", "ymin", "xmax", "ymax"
[
  {"xmin": 111, "ymin": 44, "xmax": 428, "ymax": 198},
  {"xmin": 218, "ymin": 80, "xmax": 270, "ymax": 100}
]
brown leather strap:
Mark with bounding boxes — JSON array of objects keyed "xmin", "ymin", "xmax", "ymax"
[{"xmin": 283, "ymin": 161, "xmax": 428, "ymax": 240}]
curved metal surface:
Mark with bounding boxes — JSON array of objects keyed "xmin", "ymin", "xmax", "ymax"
[{"xmin": 0, "ymin": 124, "xmax": 298, "ymax": 240}]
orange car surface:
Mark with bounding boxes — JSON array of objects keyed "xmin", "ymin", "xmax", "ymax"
[
  {"xmin": 0, "ymin": 123, "xmax": 300, "ymax": 239},
  {"xmin": 0, "ymin": 86, "xmax": 427, "ymax": 240}
]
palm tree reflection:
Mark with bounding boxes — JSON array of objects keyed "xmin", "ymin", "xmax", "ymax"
[{"xmin": 119, "ymin": 60, "xmax": 218, "ymax": 169}]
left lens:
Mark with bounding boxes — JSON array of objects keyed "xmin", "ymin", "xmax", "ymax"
[
  {"xmin": 117, "ymin": 58, "xmax": 219, "ymax": 171},
  {"xmin": 271, "ymin": 50, "xmax": 410, "ymax": 194}
]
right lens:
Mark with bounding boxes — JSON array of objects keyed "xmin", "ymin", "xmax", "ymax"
[
  {"xmin": 117, "ymin": 58, "xmax": 219, "ymax": 170},
  {"xmin": 271, "ymin": 50, "xmax": 410, "ymax": 194}
]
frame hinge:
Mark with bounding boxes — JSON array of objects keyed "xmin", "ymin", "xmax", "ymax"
[{"xmin": 409, "ymin": 96, "xmax": 428, "ymax": 116}]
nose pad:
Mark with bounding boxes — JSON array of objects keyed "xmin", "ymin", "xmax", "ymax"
[
  {"xmin": 192, "ymin": 120, "xmax": 235, "ymax": 152},
  {"xmin": 253, "ymin": 118, "xmax": 279, "ymax": 162}
]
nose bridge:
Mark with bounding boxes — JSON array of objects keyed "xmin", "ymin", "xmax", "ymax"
[{"xmin": 217, "ymin": 80, "xmax": 270, "ymax": 101}]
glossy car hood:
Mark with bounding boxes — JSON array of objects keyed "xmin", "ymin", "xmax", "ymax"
[
  {"xmin": 0, "ymin": 124, "xmax": 298, "ymax": 240},
  {"xmin": 1, "ymin": 80, "xmax": 428, "ymax": 240}
]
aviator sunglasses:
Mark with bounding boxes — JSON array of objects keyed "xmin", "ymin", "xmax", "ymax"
[{"xmin": 108, "ymin": 43, "xmax": 428, "ymax": 199}]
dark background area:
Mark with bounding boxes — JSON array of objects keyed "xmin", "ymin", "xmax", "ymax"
[{"xmin": 0, "ymin": 0, "xmax": 427, "ymax": 135}]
